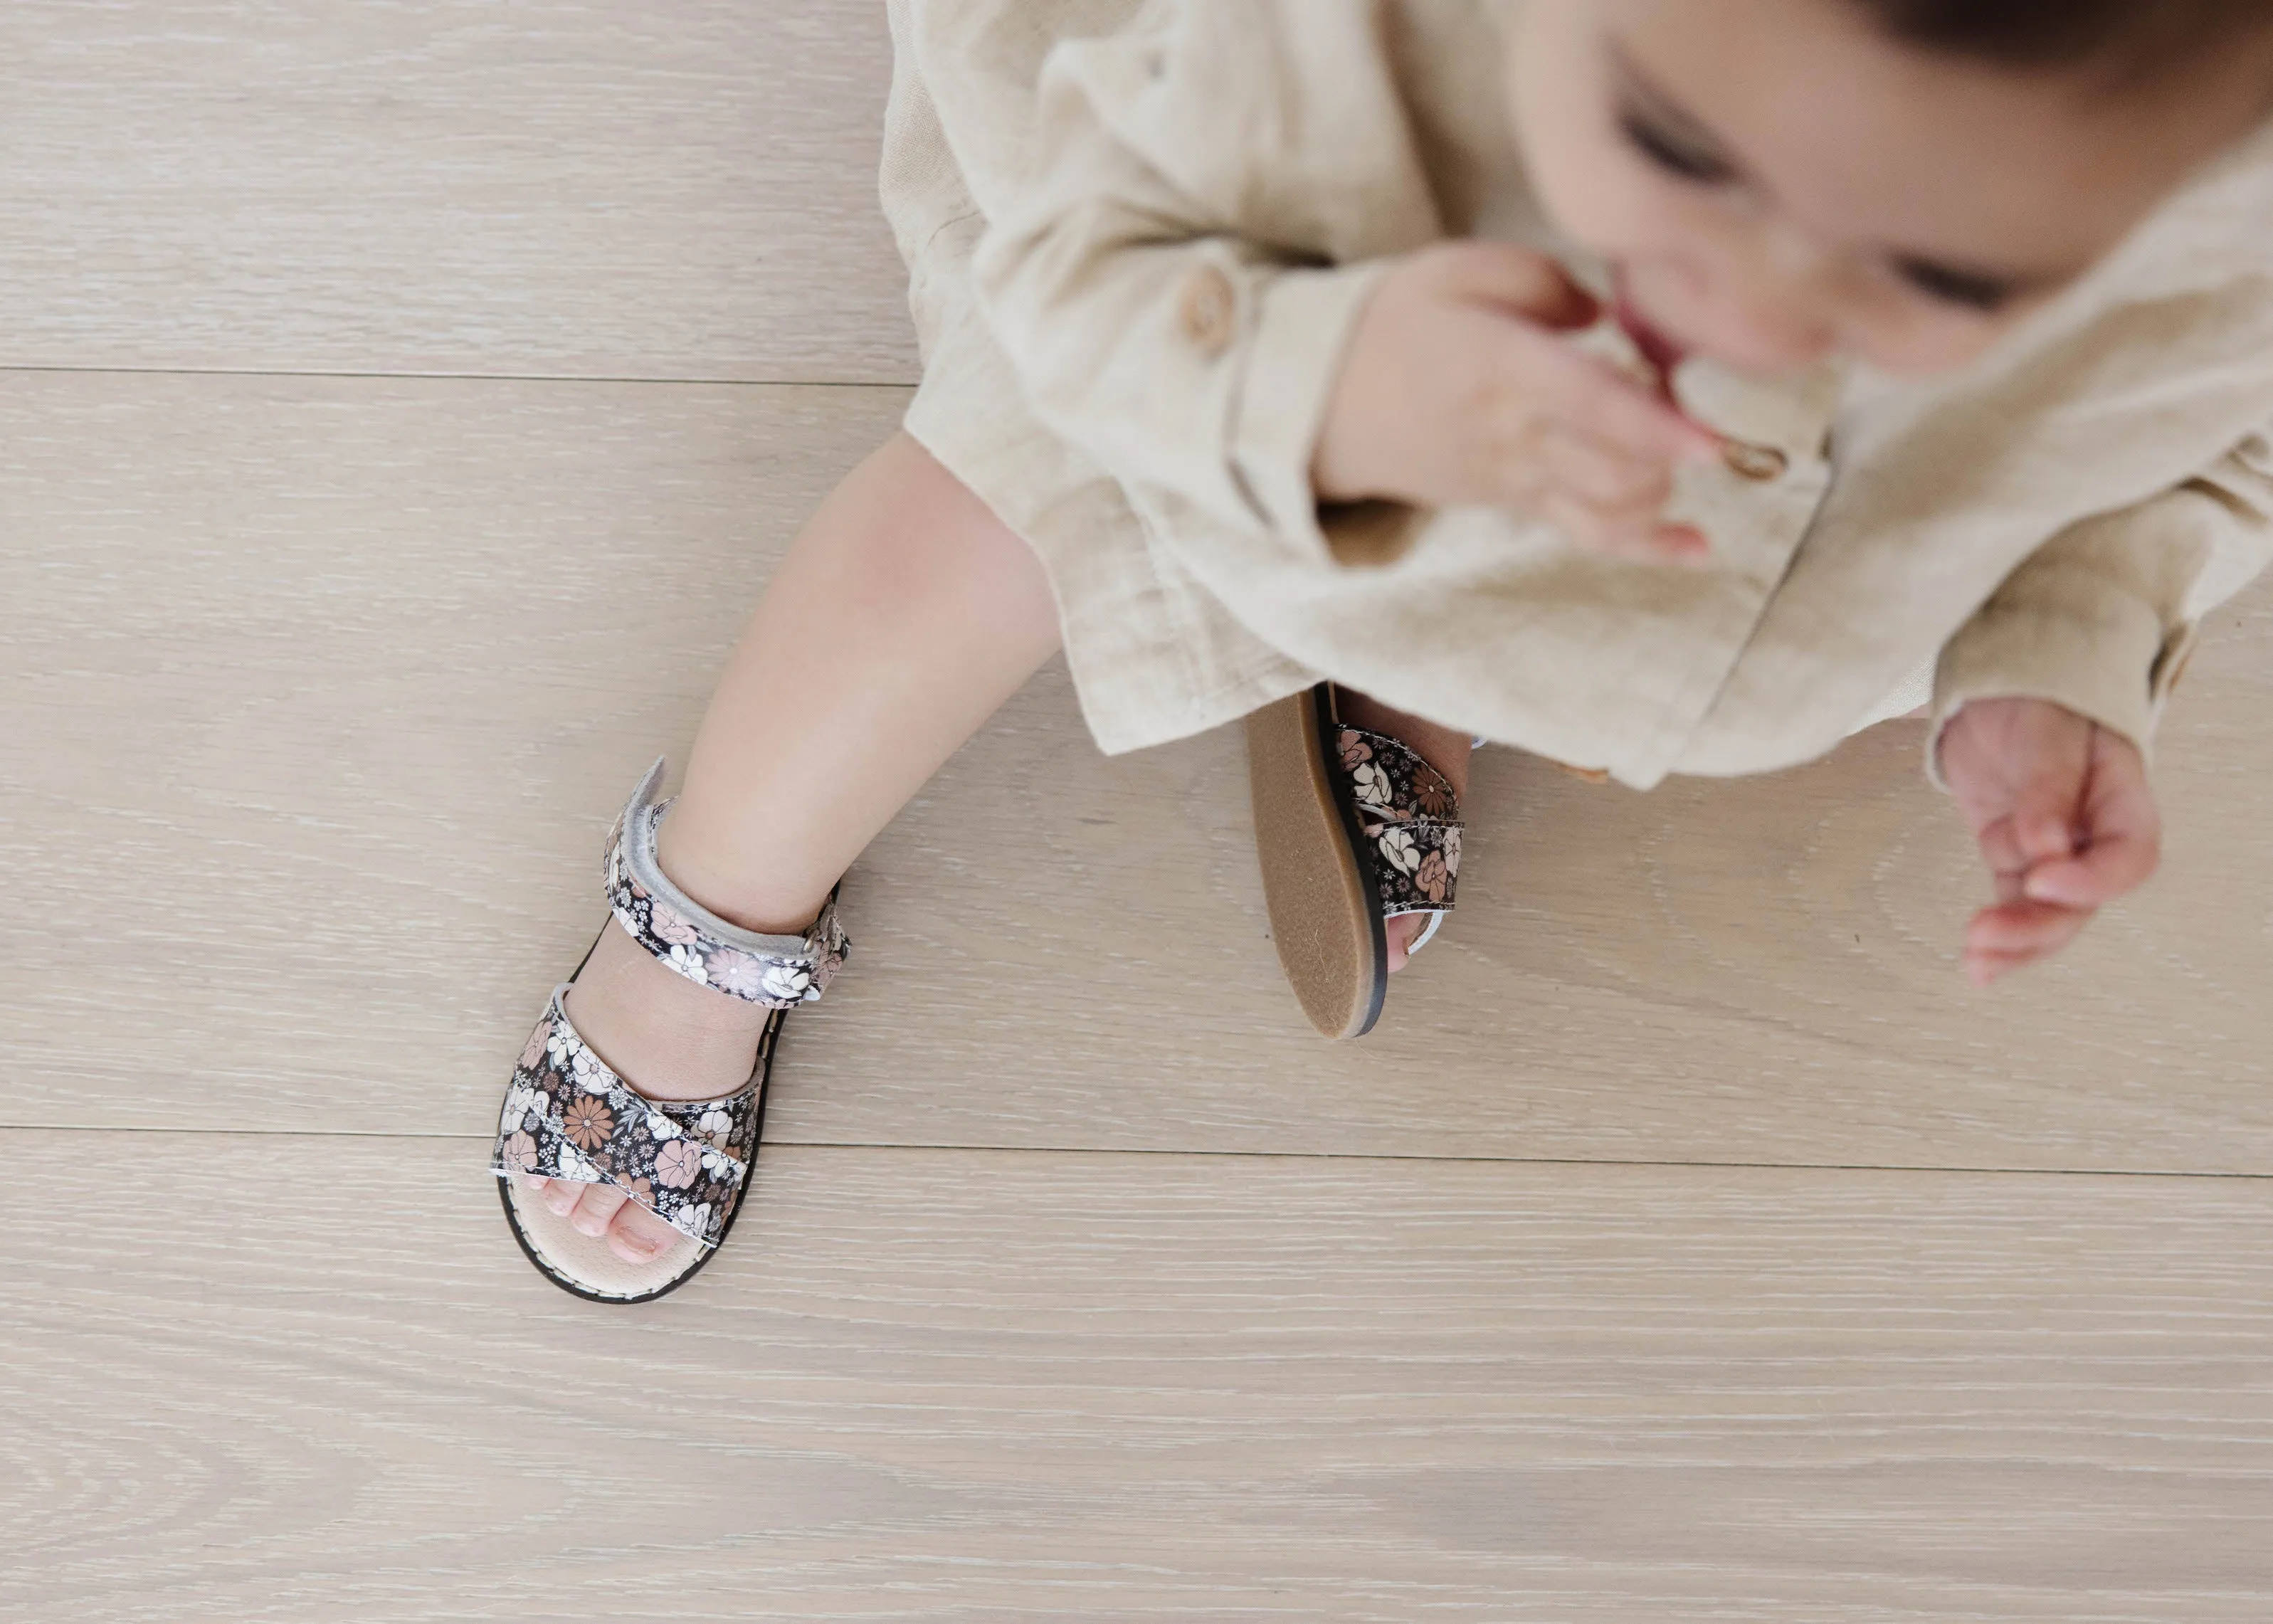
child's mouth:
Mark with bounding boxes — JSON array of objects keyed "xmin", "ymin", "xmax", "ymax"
[{"xmin": 1611, "ymin": 274, "xmax": 1689, "ymax": 394}]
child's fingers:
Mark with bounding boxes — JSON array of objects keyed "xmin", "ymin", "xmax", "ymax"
[
  {"xmin": 1966, "ymin": 896, "xmax": 2092, "ymax": 966},
  {"xmin": 1519, "ymin": 337, "xmax": 1724, "ymax": 467},
  {"xmin": 1650, "ymin": 523, "xmax": 1714, "ymax": 562},
  {"xmin": 2008, "ymin": 770, "xmax": 2084, "ymax": 868},
  {"xmin": 1542, "ymin": 426, "xmax": 1677, "ymax": 510},
  {"xmin": 2020, "ymin": 826, "xmax": 2158, "ymax": 907},
  {"xmin": 1964, "ymin": 944, "xmax": 2047, "ymax": 986},
  {"xmin": 1536, "ymin": 492, "xmax": 1712, "ymax": 564},
  {"xmin": 2022, "ymin": 734, "xmax": 2161, "ymax": 907},
  {"xmin": 1971, "ymin": 813, "xmax": 2027, "ymax": 887},
  {"xmin": 1531, "ymin": 426, "xmax": 1712, "ymax": 561},
  {"xmin": 1429, "ymin": 239, "xmax": 1603, "ymax": 330}
]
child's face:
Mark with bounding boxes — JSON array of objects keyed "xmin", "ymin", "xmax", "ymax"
[{"xmin": 1508, "ymin": 0, "xmax": 2273, "ymax": 377}]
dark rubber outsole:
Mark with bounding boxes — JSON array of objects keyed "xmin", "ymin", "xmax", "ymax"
[{"xmin": 1245, "ymin": 684, "xmax": 1388, "ymax": 1040}]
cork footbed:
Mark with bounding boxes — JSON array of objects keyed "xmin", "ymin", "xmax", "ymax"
[
  {"xmin": 498, "ymin": 1172, "xmax": 715, "ymax": 1304},
  {"xmin": 1245, "ymin": 685, "xmax": 1387, "ymax": 1040}
]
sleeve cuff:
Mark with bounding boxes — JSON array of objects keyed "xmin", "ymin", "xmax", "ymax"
[
  {"xmin": 1229, "ymin": 260, "xmax": 1418, "ymax": 566},
  {"xmin": 1925, "ymin": 574, "xmax": 2183, "ymax": 789}
]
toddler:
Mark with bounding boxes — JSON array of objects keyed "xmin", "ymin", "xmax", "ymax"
[{"xmin": 491, "ymin": 0, "xmax": 2273, "ymax": 1301}]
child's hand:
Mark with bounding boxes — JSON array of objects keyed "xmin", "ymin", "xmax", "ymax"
[
  {"xmin": 1938, "ymin": 697, "xmax": 2163, "ymax": 986},
  {"xmin": 1312, "ymin": 241, "xmax": 1724, "ymax": 561}
]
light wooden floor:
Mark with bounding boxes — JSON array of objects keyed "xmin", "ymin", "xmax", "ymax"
[{"xmin": 6, "ymin": 6, "xmax": 2271, "ymax": 1620}]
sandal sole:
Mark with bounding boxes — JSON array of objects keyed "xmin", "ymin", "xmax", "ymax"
[{"xmin": 1245, "ymin": 684, "xmax": 1387, "ymax": 1040}]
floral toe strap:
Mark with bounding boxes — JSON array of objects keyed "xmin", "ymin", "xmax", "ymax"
[
  {"xmin": 605, "ymin": 757, "xmax": 850, "ymax": 1008},
  {"xmin": 1334, "ymin": 726, "xmax": 1462, "ymax": 918},
  {"xmin": 492, "ymin": 987, "xmax": 764, "ymax": 1248}
]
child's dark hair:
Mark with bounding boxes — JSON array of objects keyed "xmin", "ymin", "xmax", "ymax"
[{"xmin": 1854, "ymin": 0, "xmax": 2273, "ymax": 79}]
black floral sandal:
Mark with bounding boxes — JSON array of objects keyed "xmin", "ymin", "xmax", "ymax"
[
  {"xmin": 1245, "ymin": 683, "xmax": 1462, "ymax": 1040},
  {"xmin": 490, "ymin": 758, "xmax": 849, "ymax": 1304}
]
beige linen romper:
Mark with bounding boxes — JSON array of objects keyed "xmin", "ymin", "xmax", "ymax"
[{"xmin": 880, "ymin": 0, "xmax": 2273, "ymax": 787}]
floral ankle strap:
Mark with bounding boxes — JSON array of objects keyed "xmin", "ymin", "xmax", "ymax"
[{"xmin": 603, "ymin": 758, "xmax": 850, "ymax": 1008}]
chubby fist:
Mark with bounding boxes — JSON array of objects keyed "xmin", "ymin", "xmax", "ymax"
[
  {"xmin": 1938, "ymin": 697, "xmax": 2162, "ymax": 986},
  {"xmin": 1311, "ymin": 241, "xmax": 1721, "ymax": 561}
]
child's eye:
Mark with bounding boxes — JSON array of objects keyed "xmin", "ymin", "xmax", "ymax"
[
  {"xmin": 1617, "ymin": 110, "xmax": 1737, "ymax": 186},
  {"xmin": 1892, "ymin": 257, "xmax": 2015, "ymax": 312}
]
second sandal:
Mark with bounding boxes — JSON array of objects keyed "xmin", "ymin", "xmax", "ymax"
[{"xmin": 1245, "ymin": 683, "xmax": 1463, "ymax": 1040}]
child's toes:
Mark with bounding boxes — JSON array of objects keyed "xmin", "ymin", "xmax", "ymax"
[
  {"xmin": 537, "ymin": 1177, "xmax": 584, "ymax": 1219},
  {"xmin": 608, "ymin": 1202, "xmax": 682, "ymax": 1265},
  {"xmin": 1386, "ymin": 914, "xmax": 1425, "ymax": 974},
  {"xmin": 569, "ymin": 1184, "xmax": 630, "ymax": 1238}
]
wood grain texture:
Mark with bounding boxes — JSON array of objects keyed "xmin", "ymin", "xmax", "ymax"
[
  {"xmin": 0, "ymin": 0, "xmax": 916, "ymax": 381},
  {"xmin": 6, "ymin": 1131, "xmax": 2270, "ymax": 1622},
  {"xmin": 7, "ymin": 370, "xmax": 2273, "ymax": 1173}
]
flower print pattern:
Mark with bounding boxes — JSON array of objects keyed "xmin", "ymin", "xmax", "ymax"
[
  {"xmin": 603, "ymin": 786, "xmax": 850, "ymax": 1012},
  {"xmin": 654, "ymin": 1139, "xmax": 703, "ymax": 1189},
  {"xmin": 1415, "ymin": 850, "xmax": 1452, "ymax": 904},
  {"xmin": 490, "ymin": 988, "xmax": 775, "ymax": 1248},
  {"xmin": 1350, "ymin": 760, "xmax": 1395, "ymax": 810},
  {"xmin": 708, "ymin": 954, "xmax": 773, "ymax": 1000},
  {"xmin": 1328, "ymin": 719, "xmax": 1463, "ymax": 930},
  {"xmin": 646, "ymin": 903, "xmax": 700, "ymax": 947},
  {"xmin": 759, "ymin": 962, "xmax": 811, "ymax": 1003},
  {"xmin": 561, "ymin": 1095, "xmax": 614, "ymax": 1152}
]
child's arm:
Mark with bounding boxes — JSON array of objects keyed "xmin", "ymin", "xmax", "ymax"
[
  {"xmin": 969, "ymin": 1, "xmax": 1711, "ymax": 568},
  {"xmin": 1930, "ymin": 433, "xmax": 2273, "ymax": 776},
  {"xmin": 1929, "ymin": 433, "xmax": 2273, "ymax": 981}
]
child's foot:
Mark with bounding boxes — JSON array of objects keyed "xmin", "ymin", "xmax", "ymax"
[
  {"xmin": 516, "ymin": 919, "xmax": 776, "ymax": 1265},
  {"xmin": 1336, "ymin": 690, "xmax": 1472, "ymax": 972}
]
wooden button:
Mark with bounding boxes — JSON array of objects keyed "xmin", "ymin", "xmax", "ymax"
[
  {"xmin": 1721, "ymin": 441, "xmax": 1788, "ymax": 481},
  {"xmin": 1177, "ymin": 265, "xmax": 1238, "ymax": 359}
]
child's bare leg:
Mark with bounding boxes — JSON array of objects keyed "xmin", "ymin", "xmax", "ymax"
[
  {"xmin": 1334, "ymin": 691, "xmax": 1472, "ymax": 970},
  {"xmin": 525, "ymin": 435, "xmax": 1467, "ymax": 1259},
  {"xmin": 529, "ymin": 433, "xmax": 1062, "ymax": 1260}
]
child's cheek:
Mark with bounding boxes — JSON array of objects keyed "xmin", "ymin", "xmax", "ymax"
[
  {"xmin": 1504, "ymin": 26, "xmax": 1679, "ymax": 270},
  {"xmin": 1845, "ymin": 300, "xmax": 2027, "ymax": 379}
]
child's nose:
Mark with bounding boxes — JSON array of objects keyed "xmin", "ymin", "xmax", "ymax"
[
  {"xmin": 1697, "ymin": 231, "xmax": 1844, "ymax": 373},
  {"xmin": 1699, "ymin": 280, "xmax": 1841, "ymax": 373}
]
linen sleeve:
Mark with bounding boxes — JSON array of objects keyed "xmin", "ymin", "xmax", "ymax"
[
  {"xmin": 1929, "ymin": 428, "xmax": 2273, "ymax": 781},
  {"xmin": 969, "ymin": 0, "xmax": 1443, "ymax": 565}
]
